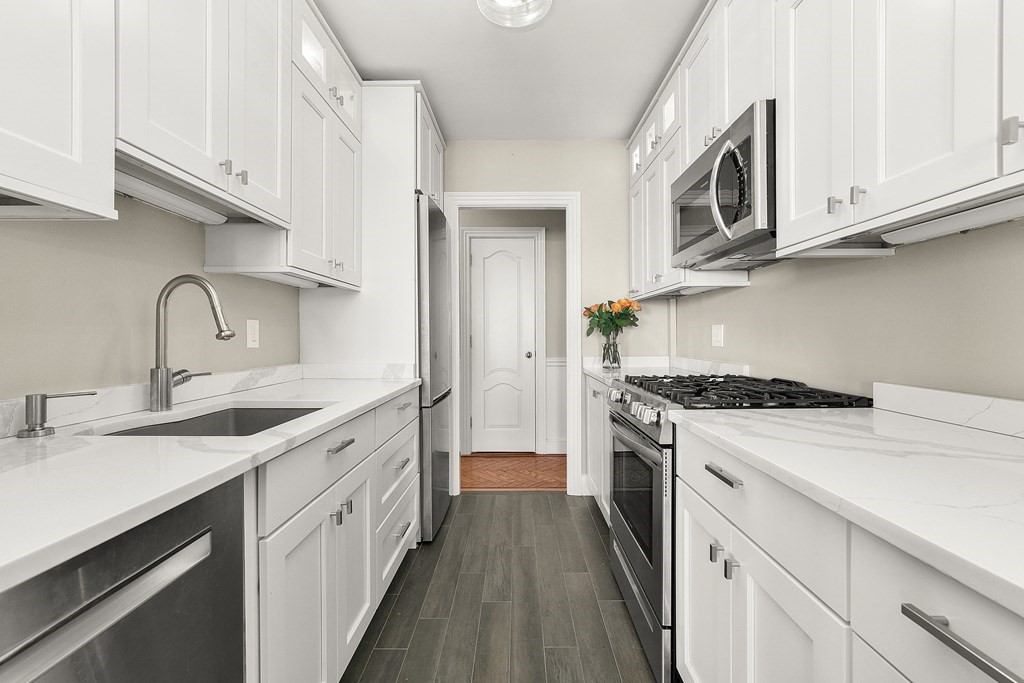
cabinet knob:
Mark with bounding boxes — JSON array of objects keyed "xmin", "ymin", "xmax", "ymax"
[
  {"xmin": 826, "ymin": 195, "xmax": 844, "ymax": 214},
  {"xmin": 337, "ymin": 94, "xmax": 346, "ymax": 106},
  {"xmin": 342, "ymin": 499, "xmax": 354, "ymax": 514},
  {"xmin": 219, "ymin": 159, "xmax": 233, "ymax": 175},
  {"xmin": 1002, "ymin": 116, "xmax": 1024, "ymax": 145},
  {"xmin": 703, "ymin": 134, "xmax": 712, "ymax": 147},
  {"xmin": 235, "ymin": 169, "xmax": 249, "ymax": 186},
  {"xmin": 709, "ymin": 543, "xmax": 725, "ymax": 563},
  {"xmin": 330, "ymin": 509, "xmax": 344, "ymax": 525},
  {"xmin": 724, "ymin": 559, "xmax": 740, "ymax": 580},
  {"xmin": 394, "ymin": 457, "xmax": 412, "ymax": 471},
  {"xmin": 394, "ymin": 521, "xmax": 413, "ymax": 539},
  {"xmin": 850, "ymin": 185, "xmax": 867, "ymax": 205},
  {"xmin": 329, "ymin": 86, "xmax": 339, "ymax": 99}
]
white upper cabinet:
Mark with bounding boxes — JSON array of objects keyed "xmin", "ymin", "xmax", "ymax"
[
  {"xmin": 852, "ymin": 0, "xmax": 999, "ymax": 223},
  {"xmin": 118, "ymin": 0, "xmax": 231, "ymax": 189},
  {"xmin": 720, "ymin": 0, "xmax": 775, "ymax": 126},
  {"xmin": 774, "ymin": 0, "xmax": 855, "ymax": 250},
  {"xmin": 642, "ymin": 156, "xmax": 665, "ymax": 291},
  {"xmin": 291, "ymin": 69, "xmax": 334, "ymax": 277},
  {"xmin": 416, "ymin": 95, "xmax": 445, "ymax": 204},
  {"xmin": 629, "ymin": 137, "xmax": 644, "ymax": 186},
  {"xmin": 1006, "ymin": 0, "xmax": 1024, "ymax": 176},
  {"xmin": 680, "ymin": 10, "xmax": 725, "ymax": 168},
  {"xmin": 229, "ymin": 0, "xmax": 292, "ymax": 221},
  {"xmin": 294, "ymin": 0, "xmax": 362, "ymax": 139},
  {"xmin": 659, "ymin": 68, "xmax": 683, "ymax": 145},
  {"xmin": 330, "ymin": 119, "xmax": 362, "ymax": 287},
  {"xmin": 628, "ymin": 181, "xmax": 645, "ymax": 298},
  {"xmin": 0, "ymin": 0, "xmax": 116, "ymax": 219},
  {"xmin": 641, "ymin": 111, "xmax": 662, "ymax": 171},
  {"xmin": 333, "ymin": 56, "xmax": 362, "ymax": 139}
]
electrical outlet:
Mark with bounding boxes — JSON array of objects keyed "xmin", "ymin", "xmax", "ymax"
[
  {"xmin": 711, "ymin": 324, "xmax": 725, "ymax": 348},
  {"xmin": 246, "ymin": 319, "xmax": 260, "ymax": 349}
]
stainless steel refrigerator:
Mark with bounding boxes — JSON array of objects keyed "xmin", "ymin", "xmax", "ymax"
[{"xmin": 417, "ymin": 192, "xmax": 452, "ymax": 542}]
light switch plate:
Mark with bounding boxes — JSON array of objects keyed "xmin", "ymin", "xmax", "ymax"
[
  {"xmin": 711, "ymin": 324, "xmax": 725, "ymax": 348},
  {"xmin": 246, "ymin": 319, "xmax": 260, "ymax": 349}
]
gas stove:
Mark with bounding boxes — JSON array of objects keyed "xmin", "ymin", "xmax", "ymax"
[{"xmin": 607, "ymin": 373, "xmax": 872, "ymax": 446}]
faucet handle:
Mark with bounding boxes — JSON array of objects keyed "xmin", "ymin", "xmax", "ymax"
[
  {"xmin": 18, "ymin": 391, "xmax": 98, "ymax": 438},
  {"xmin": 171, "ymin": 370, "xmax": 211, "ymax": 387}
]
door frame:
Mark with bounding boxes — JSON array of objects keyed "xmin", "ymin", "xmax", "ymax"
[
  {"xmin": 461, "ymin": 228, "xmax": 547, "ymax": 456},
  {"xmin": 445, "ymin": 192, "xmax": 584, "ymax": 496}
]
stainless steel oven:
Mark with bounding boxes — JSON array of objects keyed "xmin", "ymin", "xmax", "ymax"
[
  {"xmin": 671, "ymin": 99, "xmax": 777, "ymax": 271},
  {"xmin": 608, "ymin": 409, "xmax": 673, "ymax": 683}
]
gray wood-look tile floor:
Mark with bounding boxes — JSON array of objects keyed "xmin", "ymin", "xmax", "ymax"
[{"xmin": 341, "ymin": 492, "xmax": 657, "ymax": 683}]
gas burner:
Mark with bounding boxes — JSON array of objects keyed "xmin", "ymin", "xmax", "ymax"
[{"xmin": 622, "ymin": 374, "xmax": 872, "ymax": 410}]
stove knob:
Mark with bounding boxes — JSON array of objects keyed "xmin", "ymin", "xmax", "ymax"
[
  {"xmin": 645, "ymin": 410, "xmax": 661, "ymax": 426},
  {"xmin": 630, "ymin": 402, "xmax": 645, "ymax": 417},
  {"xmin": 607, "ymin": 389, "xmax": 623, "ymax": 403}
]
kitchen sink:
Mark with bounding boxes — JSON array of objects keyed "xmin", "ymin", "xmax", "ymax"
[{"xmin": 108, "ymin": 407, "xmax": 322, "ymax": 437}]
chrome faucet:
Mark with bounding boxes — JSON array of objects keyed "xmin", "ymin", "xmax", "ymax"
[{"xmin": 150, "ymin": 275, "xmax": 236, "ymax": 412}]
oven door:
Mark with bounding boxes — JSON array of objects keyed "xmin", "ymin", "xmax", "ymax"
[{"xmin": 609, "ymin": 412, "xmax": 672, "ymax": 624}]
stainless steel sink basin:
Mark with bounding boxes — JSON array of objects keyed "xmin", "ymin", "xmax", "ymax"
[{"xmin": 108, "ymin": 407, "xmax": 322, "ymax": 437}]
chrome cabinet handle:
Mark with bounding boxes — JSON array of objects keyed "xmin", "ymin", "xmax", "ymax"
[
  {"xmin": 394, "ymin": 521, "xmax": 413, "ymax": 539},
  {"xmin": 397, "ymin": 401, "xmax": 413, "ymax": 411},
  {"xmin": 219, "ymin": 159, "xmax": 233, "ymax": 175},
  {"xmin": 337, "ymin": 94, "xmax": 345, "ymax": 106},
  {"xmin": 592, "ymin": 389, "xmax": 601, "ymax": 398},
  {"xmin": 330, "ymin": 509, "xmax": 344, "ymax": 525},
  {"xmin": 235, "ymin": 169, "xmax": 248, "ymax": 185},
  {"xmin": 705, "ymin": 463, "xmax": 743, "ymax": 489},
  {"xmin": 711, "ymin": 126, "xmax": 721, "ymax": 139},
  {"xmin": 850, "ymin": 185, "xmax": 867, "ymax": 205},
  {"xmin": 1002, "ymin": 116, "xmax": 1024, "ymax": 145},
  {"xmin": 634, "ymin": 162, "xmax": 642, "ymax": 172},
  {"xmin": 901, "ymin": 604, "xmax": 1023, "ymax": 683},
  {"xmin": 326, "ymin": 438, "xmax": 356, "ymax": 455},
  {"xmin": 704, "ymin": 134, "xmax": 712, "ymax": 147},
  {"xmin": 394, "ymin": 457, "xmax": 412, "ymax": 471},
  {"xmin": 330, "ymin": 259, "xmax": 345, "ymax": 270},
  {"xmin": 329, "ymin": 86, "xmax": 339, "ymax": 99},
  {"xmin": 724, "ymin": 559, "xmax": 740, "ymax": 580},
  {"xmin": 826, "ymin": 195, "xmax": 844, "ymax": 214},
  {"xmin": 709, "ymin": 543, "xmax": 725, "ymax": 563},
  {"xmin": 342, "ymin": 499, "xmax": 354, "ymax": 514}
]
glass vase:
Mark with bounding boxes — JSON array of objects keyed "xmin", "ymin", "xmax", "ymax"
[{"xmin": 602, "ymin": 331, "xmax": 621, "ymax": 370}]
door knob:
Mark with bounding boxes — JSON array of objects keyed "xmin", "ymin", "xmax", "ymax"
[{"xmin": 525, "ymin": 352, "xmax": 533, "ymax": 359}]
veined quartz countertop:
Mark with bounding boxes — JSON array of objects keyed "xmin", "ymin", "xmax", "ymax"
[
  {"xmin": 669, "ymin": 405, "xmax": 1024, "ymax": 619},
  {"xmin": 0, "ymin": 378, "xmax": 419, "ymax": 593}
]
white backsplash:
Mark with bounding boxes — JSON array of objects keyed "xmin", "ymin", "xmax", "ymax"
[{"xmin": 874, "ymin": 383, "xmax": 1024, "ymax": 439}]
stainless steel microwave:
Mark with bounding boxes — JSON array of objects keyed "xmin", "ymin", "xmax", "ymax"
[{"xmin": 670, "ymin": 100, "xmax": 777, "ymax": 270}]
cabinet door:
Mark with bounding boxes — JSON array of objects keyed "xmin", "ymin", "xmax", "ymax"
[
  {"xmin": 293, "ymin": 0, "xmax": 333, "ymax": 105},
  {"xmin": 656, "ymin": 131, "xmax": 685, "ymax": 290},
  {"xmin": 260, "ymin": 487, "xmax": 338, "ymax": 683},
  {"xmin": 720, "ymin": 0, "xmax": 775, "ymax": 126},
  {"xmin": 729, "ymin": 532, "xmax": 850, "ymax": 683},
  {"xmin": 290, "ymin": 68, "xmax": 333, "ymax": 277},
  {"xmin": 333, "ymin": 56, "xmax": 362, "ymax": 139},
  {"xmin": 0, "ymin": 0, "xmax": 114, "ymax": 217},
  {"xmin": 641, "ymin": 112, "xmax": 661, "ymax": 171},
  {"xmin": 333, "ymin": 457, "xmax": 376, "ymax": 675},
  {"xmin": 853, "ymin": 636, "xmax": 909, "ymax": 683},
  {"xmin": 775, "ymin": 0, "xmax": 855, "ymax": 250},
  {"xmin": 642, "ymin": 160, "xmax": 664, "ymax": 292},
  {"xmin": 330, "ymin": 118, "xmax": 361, "ymax": 286},
  {"xmin": 681, "ymin": 12, "xmax": 725, "ymax": 168},
  {"xmin": 117, "ymin": 0, "xmax": 230, "ymax": 189},
  {"xmin": 675, "ymin": 483, "xmax": 733, "ymax": 683},
  {"xmin": 584, "ymin": 379, "xmax": 606, "ymax": 510},
  {"xmin": 1006, "ymin": 0, "xmax": 1024, "ymax": 175},
  {"xmin": 853, "ymin": 0, "xmax": 999, "ymax": 221},
  {"xmin": 659, "ymin": 68, "xmax": 683, "ymax": 145},
  {"xmin": 628, "ymin": 181, "xmax": 645, "ymax": 298},
  {"xmin": 629, "ymin": 138, "xmax": 643, "ymax": 187},
  {"xmin": 431, "ymin": 135, "xmax": 444, "ymax": 204},
  {"xmin": 228, "ymin": 0, "xmax": 291, "ymax": 220}
]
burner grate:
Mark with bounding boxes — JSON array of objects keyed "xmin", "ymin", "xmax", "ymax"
[{"xmin": 623, "ymin": 374, "xmax": 872, "ymax": 409}]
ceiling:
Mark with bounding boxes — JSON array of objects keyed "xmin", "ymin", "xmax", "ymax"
[{"xmin": 316, "ymin": 0, "xmax": 707, "ymax": 140}]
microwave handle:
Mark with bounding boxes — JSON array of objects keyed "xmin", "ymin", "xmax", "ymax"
[{"xmin": 709, "ymin": 139, "xmax": 735, "ymax": 241}]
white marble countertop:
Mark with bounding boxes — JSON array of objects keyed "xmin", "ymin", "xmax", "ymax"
[
  {"xmin": 582, "ymin": 365, "xmax": 676, "ymax": 385},
  {"xmin": 0, "ymin": 378, "xmax": 419, "ymax": 593},
  {"xmin": 669, "ymin": 406, "xmax": 1024, "ymax": 619}
]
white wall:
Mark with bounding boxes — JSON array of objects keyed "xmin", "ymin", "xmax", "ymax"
[
  {"xmin": 445, "ymin": 139, "xmax": 672, "ymax": 358},
  {"xmin": 0, "ymin": 197, "xmax": 299, "ymax": 399},
  {"xmin": 675, "ymin": 220, "xmax": 1024, "ymax": 399}
]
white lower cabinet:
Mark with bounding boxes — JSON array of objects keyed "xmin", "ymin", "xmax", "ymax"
[
  {"xmin": 375, "ymin": 475, "xmax": 420, "ymax": 597},
  {"xmin": 332, "ymin": 456, "xmax": 376, "ymax": 672},
  {"xmin": 583, "ymin": 376, "xmax": 611, "ymax": 523}
]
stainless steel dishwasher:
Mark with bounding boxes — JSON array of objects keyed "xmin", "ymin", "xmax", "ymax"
[{"xmin": 0, "ymin": 476, "xmax": 244, "ymax": 682}]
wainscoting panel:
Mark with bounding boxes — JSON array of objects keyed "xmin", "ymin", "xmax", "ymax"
[{"xmin": 544, "ymin": 358, "xmax": 567, "ymax": 454}]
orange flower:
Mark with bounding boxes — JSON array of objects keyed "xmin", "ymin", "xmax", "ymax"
[
  {"xmin": 631, "ymin": 301, "xmax": 641, "ymax": 311},
  {"xmin": 617, "ymin": 298, "xmax": 629, "ymax": 307},
  {"xmin": 611, "ymin": 302, "xmax": 622, "ymax": 313},
  {"xmin": 583, "ymin": 309, "xmax": 591, "ymax": 317},
  {"xmin": 590, "ymin": 304, "xmax": 600, "ymax": 313}
]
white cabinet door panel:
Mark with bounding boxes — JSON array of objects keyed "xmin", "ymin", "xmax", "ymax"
[
  {"xmin": 0, "ymin": 0, "xmax": 114, "ymax": 215},
  {"xmin": 290, "ymin": 68, "xmax": 333, "ymax": 277},
  {"xmin": 228, "ymin": 0, "xmax": 291, "ymax": 220},
  {"xmin": 628, "ymin": 181, "xmax": 645, "ymax": 298},
  {"xmin": 775, "ymin": 0, "xmax": 855, "ymax": 249},
  {"xmin": 656, "ymin": 131, "xmax": 685, "ymax": 290},
  {"xmin": 642, "ymin": 161, "xmax": 664, "ymax": 292},
  {"xmin": 681, "ymin": 15, "xmax": 721, "ymax": 168},
  {"xmin": 117, "ymin": 0, "xmax": 230, "ymax": 189},
  {"xmin": 1003, "ymin": 0, "xmax": 1024, "ymax": 175},
  {"xmin": 629, "ymin": 138, "xmax": 643, "ymax": 187},
  {"xmin": 333, "ymin": 457, "xmax": 375, "ymax": 676},
  {"xmin": 853, "ymin": 0, "xmax": 999, "ymax": 221},
  {"xmin": 720, "ymin": 0, "xmax": 775, "ymax": 126},
  {"xmin": 329, "ymin": 119, "xmax": 361, "ymax": 286},
  {"xmin": 642, "ymin": 112, "xmax": 661, "ymax": 171},
  {"xmin": 659, "ymin": 68, "xmax": 682, "ymax": 144}
]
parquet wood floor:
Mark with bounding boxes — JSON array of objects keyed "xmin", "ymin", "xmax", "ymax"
[{"xmin": 460, "ymin": 454, "xmax": 566, "ymax": 491}]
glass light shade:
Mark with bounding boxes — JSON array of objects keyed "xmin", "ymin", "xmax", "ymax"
[{"xmin": 477, "ymin": 0, "xmax": 552, "ymax": 27}]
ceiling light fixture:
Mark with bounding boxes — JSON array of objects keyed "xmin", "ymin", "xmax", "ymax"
[{"xmin": 477, "ymin": 0, "xmax": 552, "ymax": 28}]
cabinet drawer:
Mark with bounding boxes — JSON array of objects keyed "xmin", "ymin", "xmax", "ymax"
[
  {"xmin": 375, "ymin": 388, "xmax": 419, "ymax": 448},
  {"xmin": 375, "ymin": 419, "xmax": 420, "ymax": 526},
  {"xmin": 851, "ymin": 527, "xmax": 1024, "ymax": 683},
  {"xmin": 375, "ymin": 475, "xmax": 419, "ymax": 596},
  {"xmin": 259, "ymin": 410, "xmax": 375, "ymax": 535},
  {"xmin": 677, "ymin": 430, "xmax": 849, "ymax": 617}
]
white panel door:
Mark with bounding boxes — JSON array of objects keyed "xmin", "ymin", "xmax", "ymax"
[
  {"xmin": 676, "ymin": 483, "xmax": 733, "ymax": 683},
  {"xmin": 681, "ymin": 12, "xmax": 723, "ymax": 168},
  {"xmin": 117, "ymin": 0, "xmax": 230, "ymax": 189},
  {"xmin": 290, "ymin": 68, "xmax": 333, "ymax": 277},
  {"xmin": 775, "ymin": 0, "xmax": 855, "ymax": 250},
  {"xmin": 333, "ymin": 457, "xmax": 375, "ymax": 677},
  {"xmin": 642, "ymin": 159, "xmax": 664, "ymax": 292},
  {"xmin": 628, "ymin": 181, "xmax": 645, "ymax": 298},
  {"xmin": 1006, "ymin": 0, "xmax": 1024, "ymax": 175},
  {"xmin": 470, "ymin": 237, "xmax": 537, "ymax": 452},
  {"xmin": 720, "ymin": 0, "xmax": 775, "ymax": 126},
  {"xmin": 228, "ymin": 0, "xmax": 291, "ymax": 220},
  {"xmin": 260, "ymin": 487, "xmax": 337, "ymax": 683},
  {"xmin": 0, "ymin": 0, "xmax": 114, "ymax": 216},
  {"xmin": 329, "ymin": 119, "xmax": 361, "ymax": 286},
  {"xmin": 853, "ymin": 0, "xmax": 999, "ymax": 221},
  {"xmin": 729, "ymin": 531, "xmax": 850, "ymax": 683}
]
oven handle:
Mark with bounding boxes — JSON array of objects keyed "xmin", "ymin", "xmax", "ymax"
[
  {"xmin": 609, "ymin": 415, "xmax": 663, "ymax": 468},
  {"xmin": 709, "ymin": 139, "xmax": 735, "ymax": 241}
]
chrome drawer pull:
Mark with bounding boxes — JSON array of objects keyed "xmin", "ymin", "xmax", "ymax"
[
  {"xmin": 709, "ymin": 543, "xmax": 725, "ymax": 563},
  {"xmin": 394, "ymin": 457, "xmax": 412, "ymax": 471},
  {"xmin": 901, "ymin": 604, "xmax": 1023, "ymax": 683},
  {"xmin": 394, "ymin": 521, "xmax": 413, "ymax": 539},
  {"xmin": 724, "ymin": 559, "xmax": 740, "ymax": 580},
  {"xmin": 397, "ymin": 401, "xmax": 413, "ymax": 411},
  {"xmin": 326, "ymin": 438, "xmax": 356, "ymax": 455},
  {"xmin": 705, "ymin": 463, "xmax": 743, "ymax": 489}
]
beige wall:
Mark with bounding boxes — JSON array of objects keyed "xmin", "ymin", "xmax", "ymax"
[
  {"xmin": 0, "ymin": 197, "xmax": 300, "ymax": 399},
  {"xmin": 459, "ymin": 209, "xmax": 566, "ymax": 357},
  {"xmin": 445, "ymin": 140, "xmax": 671, "ymax": 357},
  {"xmin": 675, "ymin": 221, "xmax": 1024, "ymax": 399}
]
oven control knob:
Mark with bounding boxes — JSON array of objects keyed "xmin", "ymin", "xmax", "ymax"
[
  {"xmin": 644, "ymin": 410, "xmax": 662, "ymax": 426},
  {"xmin": 607, "ymin": 389, "xmax": 623, "ymax": 403},
  {"xmin": 630, "ymin": 402, "xmax": 644, "ymax": 417}
]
